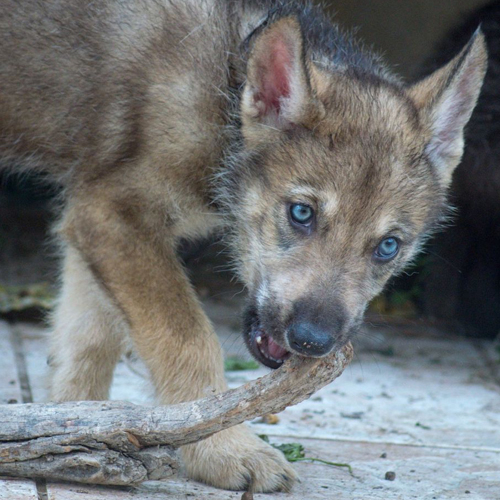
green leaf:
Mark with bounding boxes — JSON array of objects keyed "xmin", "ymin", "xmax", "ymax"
[
  {"xmin": 224, "ymin": 357, "xmax": 260, "ymax": 371},
  {"xmin": 273, "ymin": 442, "xmax": 306, "ymax": 461},
  {"xmin": 415, "ymin": 422, "xmax": 432, "ymax": 430},
  {"xmin": 259, "ymin": 436, "xmax": 353, "ymax": 475}
]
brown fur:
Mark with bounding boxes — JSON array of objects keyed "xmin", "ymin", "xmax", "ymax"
[{"xmin": 0, "ymin": 0, "xmax": 486, "ymax": 492}]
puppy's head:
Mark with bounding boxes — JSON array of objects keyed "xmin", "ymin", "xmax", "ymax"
[{"xmin": 221, "ymin": 17, "xmax": 486, "ymax": 368}]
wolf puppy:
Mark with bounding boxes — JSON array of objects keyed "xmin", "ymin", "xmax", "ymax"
[{"xmin": 0, "ymin": 0, "xmax": 486, "ymax": 493}]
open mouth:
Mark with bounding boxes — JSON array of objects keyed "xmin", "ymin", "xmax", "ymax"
[{"xmin": 244, "ymin": 306, "xmax": 291, "ymax": 369}]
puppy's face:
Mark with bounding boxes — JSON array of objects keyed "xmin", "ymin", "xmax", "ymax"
[
  {"xmin": 232, "ymin": 120, "xmax": 439, "ymax": 368},
  {"xmin": 220, "ymin": 17, "xmax": 486, "ymax": 367}
]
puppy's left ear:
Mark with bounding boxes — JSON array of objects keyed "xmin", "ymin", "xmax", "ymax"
[
  {"xmin": 241, "ymin": 16, "xmax": 324, "ymax": 145},
  {"xmin": 408, "ymin": 30, "xmax": 487, "ymax": 188}
]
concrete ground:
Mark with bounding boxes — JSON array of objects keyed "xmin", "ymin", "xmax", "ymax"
[{"xmin": 1, "ymin": 293, "xmax": 500, "ymax": 500}]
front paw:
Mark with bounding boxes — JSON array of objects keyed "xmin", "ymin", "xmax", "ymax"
[{"xmin": 181, "ymin": 423, "xmax": 297, "ymax": 492}]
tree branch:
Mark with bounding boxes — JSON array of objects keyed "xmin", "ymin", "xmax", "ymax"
[{"xmin": 0, "ymin": 343, "xmax": 353, "ymax": 486}]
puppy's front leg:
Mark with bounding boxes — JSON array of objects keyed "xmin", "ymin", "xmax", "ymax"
[{"xmin": 62, "ymin": 192, "xmax": 296, "ymax": 493}]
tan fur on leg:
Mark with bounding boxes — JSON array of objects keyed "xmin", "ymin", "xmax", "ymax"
[
  {"xmin": 58, "ymin": 191, "xmax": 296, "ymax": 492},
  {"xmin": 49, "ymin": 246, "xmax": 127, "ymax": 402}
]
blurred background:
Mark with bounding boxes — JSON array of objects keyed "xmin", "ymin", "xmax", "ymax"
[
  {"xmin": 326, "ymin": 0, "xmax": 491, "ymax": 78},
  {"xmin": 1, "ymin": 0, "xmax": 499, "ymax": 339}
]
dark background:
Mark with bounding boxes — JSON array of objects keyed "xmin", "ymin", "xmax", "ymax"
[{"xmin": 330, "ymin": 0, "xmax": 490, "ymax": 78}]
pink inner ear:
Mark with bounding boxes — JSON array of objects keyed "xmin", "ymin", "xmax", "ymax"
[{"xmin": 256, "ymin": 38, "xmax": 293, "ymax": 115}]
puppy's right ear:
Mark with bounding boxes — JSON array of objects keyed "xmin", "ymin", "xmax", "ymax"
[{"xmin": 241, "ymin": 17, "xmax": 324, "ymax": 145}]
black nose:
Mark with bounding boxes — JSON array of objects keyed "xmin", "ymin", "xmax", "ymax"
[{"xmin": 287, "ymin": 321, "xmax": 335, "ymax": 356}]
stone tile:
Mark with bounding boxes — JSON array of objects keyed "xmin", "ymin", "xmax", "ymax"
[
  {"xmin": 0, "ymin": 478, "xmax": 38, "ymax": 500},
  {"xmin": 12, "ymin": 322, "xmax": 48, "ymax": 403},
  {"xmin": 280, "ymin": 437, "xmax": 500, "ymax": 500},
  {"xmin": 309, "ymin": 438, "xmax": 492, "ymax": 500},
  {"xmin": 109, "ymin": 356, "xmax": 154, "ymax": 405},
  {"xmin": 46, "ymin": 480, "xmax": 243, "ymax": 500},
  {"xmin": 0, "ymin": 323, "xmax": 40, "ymax": 499},
  {"xmin": 0, "ymin": 322, "xmax": 22, "ymax": 404}
]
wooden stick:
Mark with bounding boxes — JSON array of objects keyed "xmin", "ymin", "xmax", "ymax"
[{"xmin": 0, "ymin": 343, "xmax": 353, "ymax": 486}]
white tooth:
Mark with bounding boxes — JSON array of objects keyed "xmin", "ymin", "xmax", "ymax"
[{"xmin": 256, "ymin": 336, "xmax": 262, "ymax": 344}]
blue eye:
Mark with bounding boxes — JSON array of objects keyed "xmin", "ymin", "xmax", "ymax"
[
  {"xmin": 374, "ymin": 237, "xmax": 400, "ymax": 261},
  {"xmin": 290, "ymin": 203, "xmax": 314, "ymax": 225}
]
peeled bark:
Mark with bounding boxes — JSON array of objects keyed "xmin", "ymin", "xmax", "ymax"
[{"xmin": 0, "ymin": 343, "xmax": 353, "ymax": 486}]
